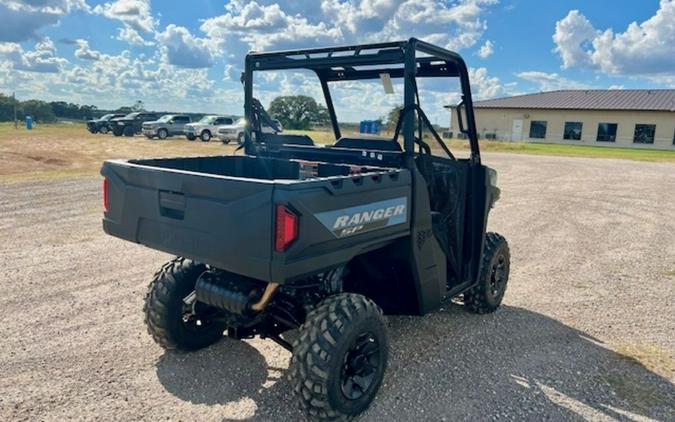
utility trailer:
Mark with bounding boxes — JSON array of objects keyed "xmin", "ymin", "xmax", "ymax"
[{"xmin": 102, "ymin": 38, "xmax": 510, "ymax": 421}]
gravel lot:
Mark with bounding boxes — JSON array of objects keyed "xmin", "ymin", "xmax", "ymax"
[{"xmin": 0, "ymin": 152, "xmax": 673, "ymax": 421}]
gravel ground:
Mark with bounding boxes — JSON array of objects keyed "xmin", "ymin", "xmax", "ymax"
[{"xmin": 0, "ymin": 153, "xmax": 673, "ymax": 421}]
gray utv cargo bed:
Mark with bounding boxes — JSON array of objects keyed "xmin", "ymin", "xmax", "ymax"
[{"xmin": 102, "ymin": 155, "xmax": 411, "ymax": 282}]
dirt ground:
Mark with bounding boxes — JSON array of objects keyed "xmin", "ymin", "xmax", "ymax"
[{"xmin": 0, "ymin": 130, "xmax": 673, "ymax": 421}]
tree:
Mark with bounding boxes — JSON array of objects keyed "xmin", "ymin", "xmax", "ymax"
[
  {"xmin": 385, "ymin": 105, "xmax": 403, "ymax": 131},
  {"xmin": 132, "ymin": 100, "xmax": 145, "ymax": 112},
  {"xmin": 268, "ymin": 95, "xmax": 330, "ymax": 130},
  {"xmin": 19, "ymin": 99, "xmax": 57, "ymax": 123}
]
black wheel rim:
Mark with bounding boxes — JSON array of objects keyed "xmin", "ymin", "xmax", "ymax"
[
  {"xmin": 340, "ymin": 332, "xmax": 380, "ymax": 400},
  {"xmin": 489, "ymin": 255, "xmax": 507, "ymax": 298}
]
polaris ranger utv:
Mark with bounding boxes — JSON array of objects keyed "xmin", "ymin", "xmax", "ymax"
[{"xmin": 101, "ymin": 38, "xmax": 509, "ymax": 420}]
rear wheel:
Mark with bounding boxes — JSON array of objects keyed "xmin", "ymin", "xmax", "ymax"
[
  {"xmin": 464, "ymin": 232, "xmax": 510, "ymax": 314},
  {"xmin": 112, "ymin": 127, "xmax": 122, "ymax": 136},
  {"xmin": 158, "ymin": 128, "xmax": 168, "ymax": 140},
  {"xmin": 200, "ymin": 130, "xmax": 211, "ymax": 142},
  {"xmin": 289, "ymin": 293, "xmax": 388, "ymax": 420},
  {"xmin": 123, "ymin": 126, "xmax": 134, "ymax": 137},
  {"xmin": 144, "ymin": 257, "xmax": 226, "ymax": 351}
]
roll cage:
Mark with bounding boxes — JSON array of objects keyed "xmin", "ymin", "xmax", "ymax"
[{"xmin": 243, "ymin": 37, "xmax": 481, "ymax": 165}]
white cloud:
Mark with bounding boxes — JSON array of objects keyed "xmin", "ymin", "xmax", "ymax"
[
  {"xmin": 553, "ymin": 2, "xmax": 675, "ymax": 82},
  {"xmin": 201, "ymin": 1, "xmax": 342, "ymax": 52},
  {"xmin": 477, "ymin": 40, "xmax": 494, "ymax": 58},
  {"xmin": 515, "ymin": 71, "xmax": 594, "ymax": 91},
  {"xmin": 469, "ymin": 67, "xmax": 503, "ymax": 99},
  {"xmin": 155, "ymin": 25, "xmax": 213, "ymax": 68},
  {"xmin": 116, "ymin": 27, "xmax": 153, "ymax": 46},
  {"xmin": 74, "ymin": 39, "xmax": 101, "ymax": 60},
  {"xmin": 0, "ymin": 37, "xmax": 68, "ymax": 73},
  {"xmin": 94, "ymin": 0, "xmax": 156, "ymax": 45},
  {"xmin": 0, "ymin": 0, "xmax": 89, "ymax": 42}
]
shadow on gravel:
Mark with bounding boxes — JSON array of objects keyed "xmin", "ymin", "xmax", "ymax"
[{"xmin": 155, "ymin": 305, "xmax": 674, "ymax": 421}]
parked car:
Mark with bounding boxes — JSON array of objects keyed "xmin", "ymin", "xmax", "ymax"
[
  {"xmin": 142, "ymin": 114, "xmax": 192, "ymax": 139},
  {"xmin": 111, "ymin": 112, "xmax": 160, "ymax": 137},
  {"xmin": 184, "ymin": 115, "xmax": 235, "ymax": 142},
  {"xmin": 216, "ymin": 117, "xmax": 283, "ymax": 144},
  {"xmin": 86, "ymin": 113, "xmax": 126, "ymax": 134}
]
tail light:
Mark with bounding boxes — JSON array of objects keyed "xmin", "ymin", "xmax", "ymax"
[
  {"xmin": 103, "ymin": 178, "xmax": 110, "ymax": 212},
  {"xmin": 275, "ymin": 204, "xmax": 298, "ymax": 252}
]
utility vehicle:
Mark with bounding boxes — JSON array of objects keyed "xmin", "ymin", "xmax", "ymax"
[{"xmin": 101, "ymin": 38, "xmax": 510, "ymax": 421}]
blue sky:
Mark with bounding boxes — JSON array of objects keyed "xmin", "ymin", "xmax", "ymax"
[{"xmin": 1, "ymin": 0, "xmax": 673, "ymax": 123}]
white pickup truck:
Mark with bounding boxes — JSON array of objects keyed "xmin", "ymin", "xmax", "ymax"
[
  {"xmin": 184, "ymin": 115, "xmax": 236, "ymax": 142},
  {"xmin": 216, "ymin": 117, "xmax": 283, "ymax": 144}
]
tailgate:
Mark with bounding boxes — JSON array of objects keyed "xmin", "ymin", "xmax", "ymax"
[{"xmin": 101, "ymin": 160, "xmax": 274, "ymax": 281}]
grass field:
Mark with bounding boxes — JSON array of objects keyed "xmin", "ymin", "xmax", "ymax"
[{"xmin": 1, "ymin": 122, "xmax": 673, "ymax": 181}]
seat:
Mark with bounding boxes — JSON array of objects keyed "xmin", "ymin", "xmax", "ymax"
[
  {"xmin": 263, "ymin": 134, "xmax": 315, "ymax": 147},
  {"xmin": 333, "ymin": 137, "xmax": 402, "ymax": 152}
]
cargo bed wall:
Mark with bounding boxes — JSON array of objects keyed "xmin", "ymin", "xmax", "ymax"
[
  {"xmin": 102, "ymin": 160, "xmax": 275, "ymax": 281},
  {"xmin": 130, "ymin": 155, "xmax": 300, "ymax": 180},
  {"xmin": 269, "ymin": 169, "xmax": 412, "ymax": 282}
]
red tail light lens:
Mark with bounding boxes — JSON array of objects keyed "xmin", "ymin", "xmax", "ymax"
[
  {"xmin": 275, "ymin": 204, "xmax": 298, "ymax": 252},
  {"xmin": 103, "ymin": 178, "xmax": 110, "ymax": 212}
]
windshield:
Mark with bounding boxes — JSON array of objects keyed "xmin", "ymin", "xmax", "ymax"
[
  {"xmin": 198, "ymin": 116, "xmax": 216, "ymax": 124},
  {"xmin": 124, "ymin": 112, "xmax": 139, "ymax": 119},
  {"xmin": 157, "ymin": 115, "xmax": 172, "ymax": 122},
  {"xmin": 101, "ymin": 114, "xmax": 113, "ymax": 120}
]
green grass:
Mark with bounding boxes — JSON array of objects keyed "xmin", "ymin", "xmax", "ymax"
[{"xmin": 475, "ymin": 141, "xmax": 675, "ymax": 162}]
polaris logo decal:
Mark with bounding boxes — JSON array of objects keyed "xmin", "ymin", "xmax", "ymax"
[{"xmin": 316, "ymin": 197, "xmax": 408, "ymax": 238}]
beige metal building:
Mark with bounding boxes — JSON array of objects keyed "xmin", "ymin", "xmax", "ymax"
[{"xmin": 447, "ymin": 90, "xmax": 675, "ymax": 149}]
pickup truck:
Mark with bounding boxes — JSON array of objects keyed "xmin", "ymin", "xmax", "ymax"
[
  {"xmin": 142, "ymin": 114, "xmax": 191, "ymax": 139},
  {"xmin": 86, "ymin": 113, "xmax": 126, "ymax": 134},
  {"xmin": 216, "ymin": 117, "xmax": 283, "ymax": 144},
  {"xmin": 101, "ymin": 39, "xmax": 508, "ymax": 421},
  {"xmin": 111, "ymin": 112, "xmax": 159, "ymax": 137},
  {"xmin": 184, "ymin": 115, "xmax": 235, "ymax": 141}
]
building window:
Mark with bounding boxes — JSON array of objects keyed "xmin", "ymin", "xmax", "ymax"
[
  {"xmin": 633, "ymin": 124, "xmax": 656, "ymax": 144},
  {"xmin": 597, "ymin": 123, "xmax": 617, "ymax": 142},
  {"xmin": 563, "ymin": 122, "xmax": 583, "ymax": 140},
  {"xmin": 529, "ymin": 121, "xmax": 547, "ymax": 139}
]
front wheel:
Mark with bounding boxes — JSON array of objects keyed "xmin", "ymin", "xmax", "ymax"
[
  {"xmin": 464, "ymin": 232, "xmax": 510, "ymax": 314},
  {"xmin": 186, "ymin": 134, "xmax": 196, "ymax": 141},
  {"xmin": 99, "ymin": 125, "xmax": 109, "ymax": 134},
  {"xmin": 123, "ymin": 126, "xmax": 134, "ymax": 137},
  {"xmin": 144, "ymin": 257, "xmax": 226, "ymax": 351},
  {"xmin": 158, "ymin": 128, "xmax": 168, "ymax": 140},
  {"xmin": 237, "ymin": 132, "xmax": 245, "ymax": 145},
  {"xmin": 200, "ymin": 130, "xmax": 211, "ymax": 142},
  {"xmin": 289, "ymin": 293, "xmax": 388, "ymax": 421}
]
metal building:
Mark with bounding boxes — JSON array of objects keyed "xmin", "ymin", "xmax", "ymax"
[{"xmin": 447, "ymin": 89, "xmax": 675, "ymax": 149}]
